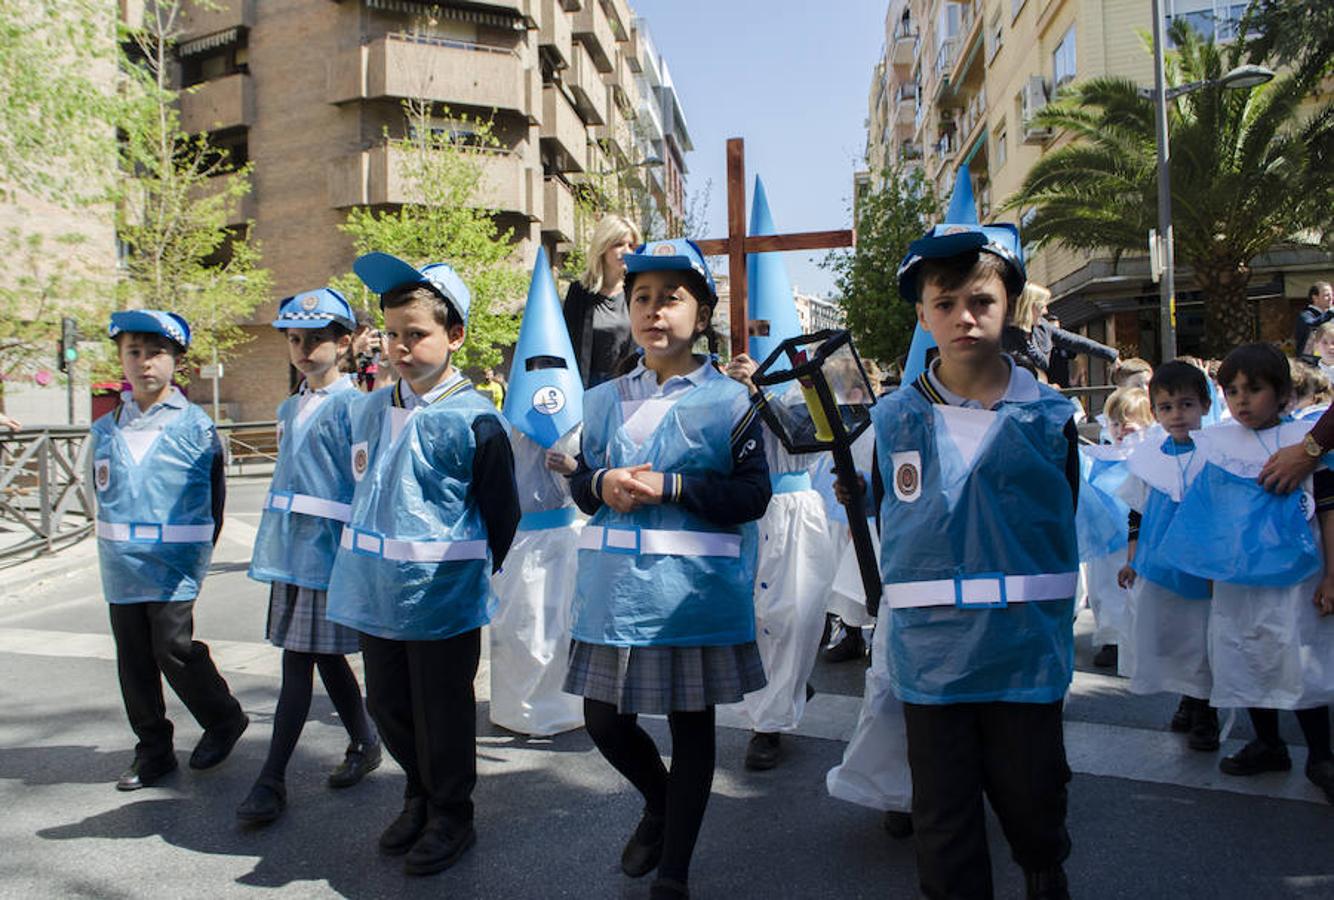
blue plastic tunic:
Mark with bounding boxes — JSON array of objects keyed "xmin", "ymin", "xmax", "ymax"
[
  {"xmin": 325, "ymin": 382, "xmax": 501, "ymax": 641},
  {"xmin": 1076, "ymin": 448, "xmax": 1131, "ymax": 560},
  {"xmin": 873, "ymin": 385, "xmax": 1078, "ymax": 705},
  {"xmin": 1126, "ymin": 438, "xmax": 1211, "ymax": 599},
  {"xmin": 249, "ymin": 377, "xmax": 362, "ymax": 591},
  {"xmin": 92, "ymin": 403, "xmax": 217, "ymax": 604},
  {"xmin": 571, "ymin": 372, "xmax": 759, "ymax": 647}
]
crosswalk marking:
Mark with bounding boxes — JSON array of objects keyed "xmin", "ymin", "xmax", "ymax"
[{"xmin": 0, "ymin": 625, "xmax": 1326, "ymax": 807}]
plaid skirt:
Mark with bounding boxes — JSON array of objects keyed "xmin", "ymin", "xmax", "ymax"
[
  {"xmin": 265, "ymin": 582, "xmax": 360, "ymax": 655},
  {"xmin": 563, "ymin": 639, "xmax": 767, "ymax": 715}
]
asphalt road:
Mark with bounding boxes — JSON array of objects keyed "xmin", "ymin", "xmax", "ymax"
[{"xmin": 0, "ymin": 474, "xmax": 1330, "ymax": 898}]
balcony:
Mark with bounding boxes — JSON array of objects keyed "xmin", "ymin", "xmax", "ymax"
[
  {"xmin": 894, "ymin": 83, "xmax": 917, "ymax": 125},
  {"xmin": 328, "ymin": 143, "xmax": 533, "ymax": 218},
  {"xmin": 624, "ymin": 22, "xmax": 642, "ymax": 72},
  {"xmin": 899, "ymin": 141, "xmax": 923, "ymax": 161},
  {"xmin": 538, "ymin": 0, "xmax": 573, "ymax": 68},
  {"xmin": 179, "ymin": 72, "xmax": 254, "ymax": 135},
  {"xmin": 542, "ymin": 177, "xmax": 576, "ymax": 242},
  {"xmin": 178, "ymin": 0, "xmax": 253, "ymax": 44},
  {"xmin": 891, "ymin": 19, "xmax": 916, "ymax": 66},
  {"xmin": 540, "ymin": 84, "xmax": 587, "ymax": 173},
  {"xmin": 573, "ymin": 0, "xmax": 615, "ymax": 73},
  {"xmin": 565, "ymin": 43, "xmax": 606, "ymax": 125},
  {"xmin": 935, "ymin": 38, "xmax": 958, "ymax": 80},
  {"xmin": 603, "ymin": 45, "xmax": 635, "ymax": 107},
  {"xmin": 637, "ymin": 93, "xmax": 663, "ymax": 142},
  {"xmin": 328, "ymin": 34, "xmax": 531, "ymax": 120}
]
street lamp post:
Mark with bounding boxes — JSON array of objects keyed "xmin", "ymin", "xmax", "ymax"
[{"xmin": 1147, "ymin": 4, "xmax": 1273, "ymax": 361}]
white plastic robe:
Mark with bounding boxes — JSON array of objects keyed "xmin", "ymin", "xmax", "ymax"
[
  {"xmin": 488, "ymin": 428, "xmax": 584, "ymax": 736},
  {"xmin": 825, "ymin": 613, "xmax": 912, "ymax": 812},
  {"xmin": 739, "ymin": 430, "xmax": 835, "ymax": 733},
  {"xmin": 813, "ymin": 429, "xmax": 879, "ymax": 628}
]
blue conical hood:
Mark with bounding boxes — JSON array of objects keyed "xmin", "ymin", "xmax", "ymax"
[
  {"xmin": 901, "ymin": 324, "xmax": 937, "ymax": 384},
  {"xmin": 945, "ymin": 163, "xmax": 979, "ymax": 225},
  {"xmin": 747, "ymin": 176, "xmax": 804, "ymax": 361},
  {"xmin": 503, "ymin": 247, "xmax": 584, "ymax": 448}
]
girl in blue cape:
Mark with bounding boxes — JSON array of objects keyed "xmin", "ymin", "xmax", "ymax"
[
  {"xmin": 1114, "ymin": 361, "xmax": 1217, "ymax": 750},
  {"xmin": 1163, "ymin": 343, "xmax": 1334, "ymax": 803},
  {"xmin": 237, "ymin": 289, "xmax": 379, "ymax": 826},
  {"xmin": 564, "ymin": 239, "xmax": 771, "ymax": 899}
]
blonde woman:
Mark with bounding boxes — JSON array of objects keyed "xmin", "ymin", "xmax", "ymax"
[
  {"xmin": 562, "ymin": 214, "xmax": 641, "ymax": 387},
  {"xmin": 1002, "ymin": 282, "xmax": 1117, "ymax": 384}
]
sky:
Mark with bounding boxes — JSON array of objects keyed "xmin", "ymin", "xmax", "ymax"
[{"xmin": 632, "ymin": 0, "xmax": 888, "ymax": 299}]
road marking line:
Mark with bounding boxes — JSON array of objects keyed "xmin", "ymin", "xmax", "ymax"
[{"xmin": 0, "ymin": 626, "xmax": 1327, "ymax": 806}]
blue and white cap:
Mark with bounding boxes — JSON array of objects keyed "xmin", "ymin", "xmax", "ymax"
[
  {"xmin": 896, "ymin": 163, "xmax": 1026, "ymax": 304},
  {"xmin": 108, "ymin": 310, "xmax": 192, "ymax": 350},
  {"xmin": 271, "ymin": 287, "xmax": 356, "ymax": 331},
  {"xmin": 353, "ymin": 252, "xmax": 472, "ymax": 325},
  {"xmin": 623, "ymin": 238, "xmax": 718, "ymax": 306}
]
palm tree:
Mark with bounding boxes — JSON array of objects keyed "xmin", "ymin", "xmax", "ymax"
[{"xmin": 1003, "ymin": 20, "xmax": 1333, "ymax": 357}]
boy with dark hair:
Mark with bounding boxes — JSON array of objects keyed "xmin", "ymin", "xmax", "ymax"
[
  {"xmin": 326, "ymin": 254, "xmax": 520, "ymax": 876},
  {"xmin": 94, "ymin": 310, "xmax": 248, "ymax": 791},
  {"xmin": 862, "ymin": 200, "xmax": 1080, "ymax": 898}
]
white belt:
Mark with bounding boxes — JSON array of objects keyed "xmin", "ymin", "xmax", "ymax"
[
  {"xmin": 577, "ymin": 525, "xmax": 741, "ymax": 558},
  {"xmin": 881, "ymin": 572, "xmax": 1079, "ymax": 610},
  {"xmin": 266, "ymin": 491, "xmax": 352, "ymax": 523},
  {"xmin": 339, "ymin": 526, "xmax": 487, "ymax": 563},
  {"xmin": 96, "ymin": 521, "xmax": 213, "ymax": 544}
]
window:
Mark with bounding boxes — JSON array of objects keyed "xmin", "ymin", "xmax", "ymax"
[
  {"xmin": 1052, "ymin": 24, "xmax": 1076, "ymax": 88},
  {"xmin": 1165, "ymin": 1, "xmax": 1248, "ymax": 46},
  {"xmin": 179, "ymin": 34, "xmax": 249, "ymax": 87},
  {"xmin": 986, "ymin": 9, "xmax": 1004, "ymax": 63},
  {"xmin": 995, "ymin": 122, "xmax": 1008, "ymax": 169},
  {"xmin": 1011, "ymin": 0, "xmax": 1026, "ymax": 20}
]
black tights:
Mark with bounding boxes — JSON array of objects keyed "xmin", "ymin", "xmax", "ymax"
[
  {"xmin": 258, "ymin": 651, "xmax": 374, "ymax": 784},
  {"xmin": 1248, "ymin": 706, "xmax": 1332, "ymax": 762},
  {"xmin": 583, "ymin": 699, "xmax": 716, "ymax": 884}
]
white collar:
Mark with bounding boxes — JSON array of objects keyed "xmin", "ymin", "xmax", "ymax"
[{"xmin": 925, "ymin": 354, "xmax": 1040, "ymax": 409}]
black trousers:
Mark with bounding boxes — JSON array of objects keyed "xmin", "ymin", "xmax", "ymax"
[
  {"xmin": 107, "ymin": 601, "xmax": 243, "ymax": 759},
  {"xmin": 361, "ymin": 628, "xmax": 480, "ymax": 827},
  {"xmin": 903, "ymin": 700, "xmax": 1072, "ymax": 900}
]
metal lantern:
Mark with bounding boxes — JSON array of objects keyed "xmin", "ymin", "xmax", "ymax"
[{"xmin": 752, "ymin": 329, "xmax": 883, "ymax": 614}]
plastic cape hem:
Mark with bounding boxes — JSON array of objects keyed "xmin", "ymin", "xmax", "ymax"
[
  {"xmin": 568, "ymin": 627, "xmax": 759, "ymax": 649},
  {"xmin": 245, "ymin": 566, "xmax": 332, "ymax": 593},
  {"xmin": 103, "ymin": 590, "xmax": 200, "ymax": 605},
  {"xmin": 890, "ymin": 682, "xmax": 1072, "ymax": 706},
  {"xmin": 325, "ymin": 611, "xmax": 490, "ymax": 643}
]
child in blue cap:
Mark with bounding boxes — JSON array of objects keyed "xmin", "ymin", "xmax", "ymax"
[
  {"xmin": 564, "ymin": 238, "xmax": 771, "ymax": 900},
  {"xmin": 325, "ymin": 254, "xmax": 520, "ymax": 876},
  {"xmin": 849, "ymin": 210, "xmax": 1081, "ymax": 897},
  {"xmin": 93, "ymin": 310, "xmax": 248, "ymax": 791},
  {"xmin": 235, "ymin": 288, "xmax": 380, "ymax": 826}
]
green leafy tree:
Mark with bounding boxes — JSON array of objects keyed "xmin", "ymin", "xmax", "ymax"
[
  {"xmin": 1242, "ymin": 0, "xmax": 1334, "ymax": 76},
  {"xmin": 823, "ymin": 164, "xmax": 941, "ymax": 365},
  {"xmin": 332, "ymin": 97, "xmax": 527, "ymax": 371},
  {"xmin": 113, "ymin": 0, "xmax": 271, "ymax": 379},
  {"xmin": 1004, "ymin": 21, "xmax": 1333, "ymax": 356}
]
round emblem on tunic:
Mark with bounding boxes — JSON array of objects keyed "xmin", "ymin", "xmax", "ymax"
[
  {"xmin": 300, "ymin": 293, "xmax": 319, "ymax": 311},
  {"xmin": 532, "ymin": 386, "xmax": 566, "ymax": 416},
  {"xmin": 95, "ymin": 460, "xmax": 110, "ymax": 491},
  {"xmin": 895, "ymin": 461, "xmax": 919, "ymax": 497},
  {"xmin": 353, "ymin": 446, "xmax": 368, "ymax": 476}
]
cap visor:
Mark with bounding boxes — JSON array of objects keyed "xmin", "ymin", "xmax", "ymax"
[
  {"xmin": 906, "ymin": 231, "xmax": 989, "ymax": 260},
  {"xmin": 624, "ymin": 255, "xmax": 697, "ymax": 274},
  {"xmin": 354, "ymin": 252, "xmax": 426, "ymax": 294}
]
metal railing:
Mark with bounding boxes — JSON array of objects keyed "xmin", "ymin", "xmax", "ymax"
[{"xmin": 0, "ymin": 427, "xmax": 95, "ymax": 561}]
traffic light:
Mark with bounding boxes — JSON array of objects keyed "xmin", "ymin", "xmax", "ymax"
[{"xmin": 57, "ymin": 317, "xmax": 79, "ymax": 373}]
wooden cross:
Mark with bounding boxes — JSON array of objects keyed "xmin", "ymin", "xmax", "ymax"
[{"xmin": 695, "ymin": 137, "xmax": 855, "ymax": 356}]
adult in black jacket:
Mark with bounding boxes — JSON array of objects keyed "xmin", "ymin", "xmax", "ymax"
[
  {"xmin": 1293, "ymin": 281, "xmax": 1333, "ymax": 361},
  {"xmin": 562, "ymin": 213, "xmax": 641, "ymax": 388},
  {"xmin": 1003, "ymin": 283, "xmax": 1117, "ymax": 382}
]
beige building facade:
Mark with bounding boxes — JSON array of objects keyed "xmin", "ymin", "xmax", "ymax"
[
  {"xmin": 163, "ymin": 0, "xmax": 689, "ymax": 421},
  {"xmin": 861, "ymin": 0, "xmax": 1333, "ymax": 373}
]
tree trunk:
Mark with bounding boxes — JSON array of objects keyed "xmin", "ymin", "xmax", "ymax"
[{"xmin": 1194, "ymin": 259, "xmax": 1254, "ymax": 359}]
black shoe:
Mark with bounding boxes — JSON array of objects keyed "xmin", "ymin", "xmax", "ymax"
[
  {"xmin": 236, "ymin": 779, "xmax": 287, "ymax": 826},
  {"xmin": 116, "ymin": 752, "xmax": 178, "ymax": 791},
  {"xmin": 403, "ymin": 819, "xmax": 476, "ymax": 876},
  {"xmin": 882, "ymin": 810, "xmax": 914, "ymax": 839},
  {"xmin": 744, "ymin": 732, "xmax": 782, "ymax": 771},
  {"xmin": 1025, "ymin": 866, "xmax": 1070, "ymax": 900},
  {"xmin": 1092, "ymin": 643, "xmax": 1118, "ymax": 669},
  {"xmin": 650, "ymin": 877, "xmax": 690, "ymax": 899},
  {"xmin": 190, "ymin": 713, "xmax": 249, "ymax": 770},
  {"xmin": 328, "ymin": 740, "xmax": 382, "ymax": 789},
  {"xmin": 822, "ymin": 629, "xmax": 866, "ymax": 663},
  {"xmin": 1306, "ymin": 758, "xmax": 1334, "ymax": 805},
  {"xmin": 379, "ymin": 796, "xmax": 429, "ymax": 856},
  {"xmin": 1219, "ymin": 739, "xmax": 1292, "ymax": 776},
  {"xmin": 1169, "ymin": 696, "xmax": 1194, "ymax": 732},
  {"xmin": 620, "ymin": 810, "xmax": 665, "ymax": 878},
  {"xmin": 1187, "ymin": 705, "xmax": 1220, "ymax": 752}
]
